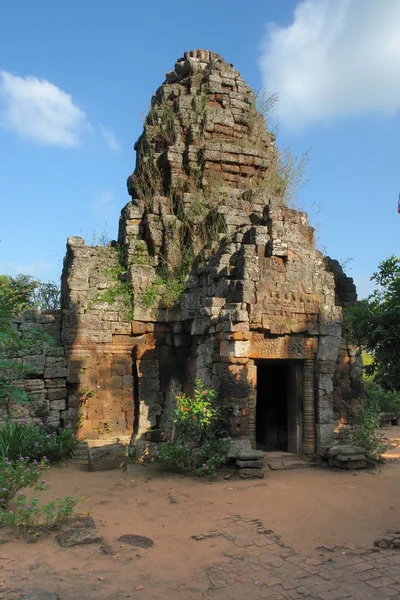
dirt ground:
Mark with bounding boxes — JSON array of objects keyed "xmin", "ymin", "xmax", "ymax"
[{"xmin": 1, "ymin": 430, "xmax": 400, "ymax": 600}]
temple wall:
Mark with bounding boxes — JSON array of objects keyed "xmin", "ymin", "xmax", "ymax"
[{"xmin": 0, "ymin": 310, "xmax": 67, "ymax": 428}]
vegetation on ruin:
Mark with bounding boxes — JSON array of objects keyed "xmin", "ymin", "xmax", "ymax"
[
  {"xmin": 157, "ymin": 381, "xmax": 230, "ymax": 477},
  {"xmin": 345, "ymin": 256, "xmax": 400, "ymax": 392},
  {"xmin": 89, "ymin": 222, "xmax": 111, "ymax": 247},
  {"xmin": 98, "ymin": 246, "xmax": 135, "ymax": 320},
  {"xmin": 147, "ymin": 98, "xmax": 177, "ymax": 146},
  {"xmin": 138, "ymin": 250, "xmax": 195, "ymax": 309},
  {"xmin": 0, "ymin": 275, "xmax": 54, "ymax": 405}
]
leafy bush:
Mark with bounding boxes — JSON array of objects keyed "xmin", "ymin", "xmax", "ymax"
[
  {"xmin": 0, "ymin": 421, "xmax": 80, "ymax": 463},
  {"xmin": 157, "ymin": 381, "xmax": 230, "ymax": 476},
  {"xmin": 344, "ymin": 256, "xmax": 400, "ymax": 391},
  {"xmin": 351, "ymin": 395, "xmax": 388, "ymax": 461},
  {"xmin": 364, "ymin": 380, "xmax": 400, "ymax": 414},
  {"xmin": 0, "ymin": 456, "xmax": 48, "ymax": 507},
  {"xmin": 0, "ymin": 457, "xmax": 79, "ymax": 530}
]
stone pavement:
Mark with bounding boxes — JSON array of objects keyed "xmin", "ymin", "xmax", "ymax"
[
  {"xmin": 3, "ymin": 513, "xmax": 400, "ymax": 600},
  {"xmin": 189, "ymin": 515, "xmax": 400, "ymax": 600}
]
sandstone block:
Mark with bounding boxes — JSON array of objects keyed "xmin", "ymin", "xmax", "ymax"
[
  {"xmin": 239, "ymin": 468, "xmax": 264, "ymax": 479},
  {"xmin": 328, "ymin": 458, "xmax": 367, "ymax": 470},
  {"xmin": 88, "ymin": 442, "xmax": 128, "ymax": 471},
  {"xmin": 327, "ymin": 445, "xmax": 365, "ymax": 458},
  {"xmin": 236, "ymin": 459, "xmax": 264, "ymax": 469}
]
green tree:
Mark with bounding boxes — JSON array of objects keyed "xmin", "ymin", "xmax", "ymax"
[
  {"xmin": 32, "ymin": 280, "xmax": 61, "ymax": 310},
  {"xmin": 345, "ymin": 256, "xmax": 400, "ymax": 391}
]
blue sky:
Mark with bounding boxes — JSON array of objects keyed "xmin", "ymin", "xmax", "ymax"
[{"xmin": 0, "ymin": 0, "xmax": 399, "ymax": 298}]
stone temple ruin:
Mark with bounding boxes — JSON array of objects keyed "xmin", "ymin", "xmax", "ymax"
[{"xmin": 56, "ymin": 49, "xmax": 363, "ymax": 462}]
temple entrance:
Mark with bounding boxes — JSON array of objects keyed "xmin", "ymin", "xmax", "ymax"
[{"xmin": 255, "ymin": 361, "xmax": 303, "ymax": 454}]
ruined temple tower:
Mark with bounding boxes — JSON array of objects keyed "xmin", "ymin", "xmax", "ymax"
[{"xmin": 61, "ymin": 50, "xmax": 362, "ymax": 457}]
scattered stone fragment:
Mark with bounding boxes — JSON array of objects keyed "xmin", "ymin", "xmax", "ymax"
[
  {"xmin": 118, "ymin": 534, "xmax": 154, "ymax": 548},
  {"xmin": 55, "ymin": 517, "xmax": 102, "ymax": 548},
  {"xmin": 100, "ymin": 544, "xmax": 115, "ymax": 555},
  {"xmin": 169, "ymin": 495, "xmax": 180, "ymax": 504},
  {"xmin": 239, "ymin": 468, "xmax": 264, "ymax": 479},
  {"xmin": 374, "ymin": 532, "xmax": 400, "ymax": 549},
  {"xmin": 88, "ymin": 442, "xmax": 128, "ymax": 471}
]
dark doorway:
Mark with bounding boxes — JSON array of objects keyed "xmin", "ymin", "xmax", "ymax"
[{"xmin": 256, "ymin": 361, "xmax": 302, "ymax": 453}]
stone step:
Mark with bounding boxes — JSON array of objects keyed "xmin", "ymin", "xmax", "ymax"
[
  {"xmin": 236, "ymin": 459, "xmax": 264, "ymax": 469},
  {"xmin": 265, "ymin": 453, "xmax": 316, "ymax": 471}
]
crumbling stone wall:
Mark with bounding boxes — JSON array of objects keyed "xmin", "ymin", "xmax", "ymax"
[
  {"xmin": 325, "ymin": 258, "xmax": 363, "ymax": 423},
  {"xmin": 61, "ymin": 49, "xmax": 362, "ymax": 456},
  {"xmin": 0, "ymin": 310, "xmax": 67, "ymax": 427}
]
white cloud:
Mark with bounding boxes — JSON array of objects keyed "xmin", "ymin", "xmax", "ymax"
[
  {"xmin": 99, "ymin": 124, "xmax": 121, "ymax": 152},
  {"xmin": 91, "ymin": 190, "xmax": 116, "ymax": 212},
  {"xmin": 0, "ymin": 71, "xmax": 88, "ymax": 146},
  {"xmin": 259, "ymin": 0, "xmax": 400, "ymax": 129}
]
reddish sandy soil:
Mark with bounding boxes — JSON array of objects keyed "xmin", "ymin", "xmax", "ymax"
[{"xmin": 1, "ymin": 430, "xmax": 400, "ymax": 600}]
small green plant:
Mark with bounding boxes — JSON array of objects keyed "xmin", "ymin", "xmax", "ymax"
[
  {"xmin": 137, "ymin": 286, "xmax": 158, "ymax": 309},
  {"xmin": 99, "ymin": 281, "xmax": 134, "ymax": 320},
  {"xmin": 131, "ymin": 148, "xmax": 165, "ymax": 210},
  {"xmin": 147, "ymin": 99, "xmax": 176, "ymax": 145},
  {"xmin": 97, "ymin": 420, "xmax": 112, "ymax": 436},
  {"xmin": 0, "ymin": 421, "xmax": 80, "ymax": 463},
  {"xmin": 138, "ymin": 249, "xmax": 195, "ymax": 309},
  {"xmin": 157, "ymin": 381, "xmax": 230, "ymax": 476},
  {"xmin": 0, "ymin": 457, "xmax": 80, "ymax": 530},
  {"xmin": 351, "ymin": 396, "xmax": 389, "ymax": 461}
]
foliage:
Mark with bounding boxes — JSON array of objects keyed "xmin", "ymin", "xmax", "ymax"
[
  {"xmin": 138, "ymin": 250, "xmax": 195, "ymax": 309},
  {"xmin": 98, "ymin": 247, "xmax": 134, "ymax": 319},
  {"xmin": 0, "ymin": 457, "xmax": 79, "ymax": 530},
  {"xmin": 351, "ymin": 395, "xmax": 388, "ymax": 461},
  {"xmin": 157, "ymin": 381, "xmax": 230, "ymax": 476},
  {"xmin": 0, "ymin": 421, "xmax": 80, "ymax": 463},
  {"xmin": 278, "ymin": 147, "xmax": 310, "ymax": 208},
  {"xmin": 344, "ymin": 256, "xmax": 400, "ymax": 391},
  {"xmin": 364, "ymin": 380, "xmax": 400, "ymax": 414},
  {"xmin": 0, "ymin": 275, "xmax": 51, "ymax": 405},
  {"xmin": 147, "ymin": 99, "xmax": 176, "ymax": 145},
  {"xmin": 0, "ymin": 456, "xmax": 48, "ymax": 507},
  {"xmin": 131, "ymin": 148, "xmax": 164, "ymax": 210},
  {"xmin": 32, "ymin": 280, "xmax": 61, "ymax": 310},
  {"xmin": 0, "ymin": 274, "xmax": 61, "ymax": 312}
]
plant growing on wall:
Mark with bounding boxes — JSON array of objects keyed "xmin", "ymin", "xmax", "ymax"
[{"xmin": 0, "ymin": 275, "xmax": 51, "ymax": 405}]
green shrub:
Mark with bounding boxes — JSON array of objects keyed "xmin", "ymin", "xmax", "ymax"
[
  {"xmin": 0, "ymin": 421, "xmax": 80, "ymax": 463},
  {"xmin": 364, "ymin": 380, "xmax": 400, "ymax": 414},
  {"xmin": 0, "ymin": 456, "xmax": 79, "ymax": 530},
  {"xmin": 157, "ymin": 381, "xmax": 230, "ymax": 476},
  {"xmin": 351, "ymin": 395, "xmax": 388, "ymax": 461}
]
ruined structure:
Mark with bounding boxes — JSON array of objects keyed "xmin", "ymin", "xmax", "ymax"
[{"xmin": 60, "ymin": 50, "xmax": 362, "ymax": 458}]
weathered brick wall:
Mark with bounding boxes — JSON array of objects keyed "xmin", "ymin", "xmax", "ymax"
[
  {"xmin": 0, "ymin": 310, "xmax": 67, "ymax": 427},
  {"xmin": 325, "ymin": 257, "xmax": 363, "ymax": 423},
  {"xmin": 61, "ymin": 237, "xmax": 134, "ymax": 441}
]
